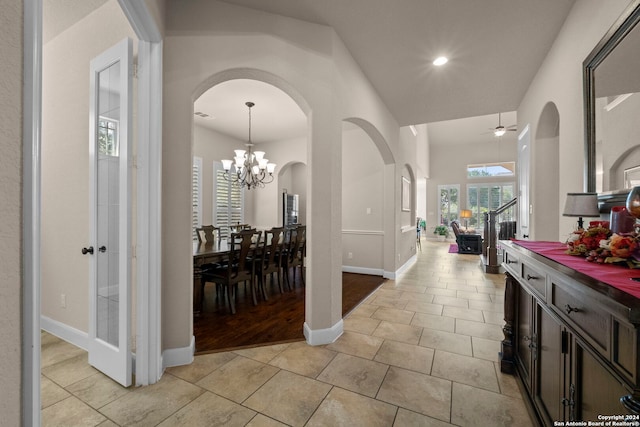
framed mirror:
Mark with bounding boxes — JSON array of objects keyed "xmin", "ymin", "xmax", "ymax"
[{"xmin": 584, "ymin": 0, "xmax": 640, "ymax": 194}]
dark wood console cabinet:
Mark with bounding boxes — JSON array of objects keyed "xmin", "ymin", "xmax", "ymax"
[{"xmin": 500, "ymin": 241, "xmax": 640, "ymax": 425}]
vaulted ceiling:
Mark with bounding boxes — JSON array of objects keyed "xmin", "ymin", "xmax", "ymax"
[{"xmin": 45, "ymin": 0, "xmax": 578, "ymax": 146}]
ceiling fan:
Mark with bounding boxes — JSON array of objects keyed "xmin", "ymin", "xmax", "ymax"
[{"xmin": 490, "ymin": 112, "xmax": 517, "ymax": 137}]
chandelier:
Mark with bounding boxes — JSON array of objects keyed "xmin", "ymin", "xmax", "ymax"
[{"xmin": 221, "ymin": 102, "xmax": 276, "ymax": 190}]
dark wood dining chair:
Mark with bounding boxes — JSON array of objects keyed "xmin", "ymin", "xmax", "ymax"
[
  {"xmin": 200, "ymin": 228, "xmax": 260, "ymax": 314},
  {"xmin": 196, "ymin": 225, "xmax": 221, "ymax": 244},
  {"xmin": 255, "ymin": 227, "xmax": 287, "ymax": 299},
  {"xmin": 284, "ymin": 225, "xmax": 306, "ymax": 289}
]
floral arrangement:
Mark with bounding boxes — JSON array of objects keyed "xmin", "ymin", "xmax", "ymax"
[{"xmin": 566, "ymin": 225, "xmax": 640, "ymax": 266}]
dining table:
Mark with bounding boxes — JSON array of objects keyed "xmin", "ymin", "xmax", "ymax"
[{"xmin": 193, "ymin": 240, "xmax": 234, "ymax": 316}]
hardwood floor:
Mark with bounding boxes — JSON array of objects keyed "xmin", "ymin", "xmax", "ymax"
[{"xmin": 193, "ymin": 271, "xmax": 385, "ymax": 354}]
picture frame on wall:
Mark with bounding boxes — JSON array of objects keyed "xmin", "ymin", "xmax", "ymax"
[
  {"xmin": 401, "ymin": 176, "xmax": 410, "ymax": 211},
  {"xmin": 624, "ymin": 165, "xmax": 640, "ymax": 189}
]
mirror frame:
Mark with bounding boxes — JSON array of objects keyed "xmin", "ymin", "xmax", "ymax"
[{"xmin": 583, "ymin": 0, "xmax": 640, "ymax": 193}]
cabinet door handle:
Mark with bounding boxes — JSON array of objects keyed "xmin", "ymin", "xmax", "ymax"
[
  {"xmin": 564, "ymin": 304, "xmax": 581, "ymax": 314},
  {"xmin": 507, "ymin": 259, "xmax": 517, "ymax": 264},
  {"xmin": 526, "ymin": 274, "xmax": 538, "ymax": 281},
  {"xmin": 81, "ymin": 246, "xmax": 94, "ymax": 255}
]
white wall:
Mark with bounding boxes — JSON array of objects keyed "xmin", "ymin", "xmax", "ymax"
[
  {"xmin": 342, "ymin": 125, "xmax": 385, "ymax": 273},
  {"xmin": 0, "ymin": 0, "xmax": 23, "ymax": 422},
  {"xmin": 41, "ymin": 1, "xmax": 136, "ymax": 332},
  {"xmin": 517, "ymin": 0, "xmax": 632, "ymax": 240}
]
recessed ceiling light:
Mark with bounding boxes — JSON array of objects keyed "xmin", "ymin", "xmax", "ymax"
[{"xmin": 433, "ymin": 56, "xmax": 448, "ymax": 66}]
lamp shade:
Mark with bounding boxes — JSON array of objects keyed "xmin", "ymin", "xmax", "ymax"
[
  {"xmin": 460, "ymin": 209, "xmax": 472, "ymax": 219},
  {"xmin": 563, "ymin": 193, "xmax": 600, "ymax": 217}
]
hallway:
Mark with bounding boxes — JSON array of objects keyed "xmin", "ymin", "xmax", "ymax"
[{"xmin": 41, "ymin": 239, "xmax": 533, "ymax": 426}]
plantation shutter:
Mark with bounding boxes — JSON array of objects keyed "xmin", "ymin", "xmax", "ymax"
[
  {"xmin": 192, "ymin": 157, "xmax": 202, "ymax": 240},
  {"xmin": 214, "ymin": 162, "xmax": 244, "ymax": 239}
]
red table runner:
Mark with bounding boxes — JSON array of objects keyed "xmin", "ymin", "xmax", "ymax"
[{"xmin": 509, "ymin": 240, "xmax": 640, "ymax": 299}]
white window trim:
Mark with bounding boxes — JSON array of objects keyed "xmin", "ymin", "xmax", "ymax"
[
  {"xmin": 437, "ymin": 184, "xmax": 460, "ymax": 227},
  {"xmin": 213, "ymin": 161, "xmax": 245, "ymax": 238},
  {"xmin": 192, "ymin": 157, "xmax": 202, "ymax": 240}
]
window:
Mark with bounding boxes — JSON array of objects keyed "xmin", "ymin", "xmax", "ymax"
[
  {"xmin": 98, "ymin": 117, "xmax": 119, "ymax": 156},
  {"xmin": 467, "ymin": 162, "xmax": 515, "ymax": 178},
  {"xmin": 438, "ymin": 185, "xmax": 459, "ymax": 226},
  {"xmin": 214, "ymin": 162, "xmax": 244, "ymax": 238},
  {"xmin": 467, "ymin": 183, "xmax": 515, "ymax": 230},
  {"xmin": 192, "ymin": 157, "xmax": 202, "ymax": 241}
]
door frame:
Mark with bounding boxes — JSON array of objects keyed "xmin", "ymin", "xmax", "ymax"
[{"xmin": 23, "ymin": 0, "xmax": 163, "ymax": 423}]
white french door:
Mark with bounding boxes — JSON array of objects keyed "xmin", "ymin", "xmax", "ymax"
[{"xmin": 86, "ymin": 38, "xmax": 133, "ymax": 387}]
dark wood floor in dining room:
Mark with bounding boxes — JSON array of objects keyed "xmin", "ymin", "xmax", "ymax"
[{"xmin": 193, "ymin": 271, "xmax": 385, "ymax": 354}]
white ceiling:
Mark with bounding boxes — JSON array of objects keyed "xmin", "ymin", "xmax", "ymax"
[{"xmin": 45, "ymin": 0, "xmax": 578, "ymax": 146}]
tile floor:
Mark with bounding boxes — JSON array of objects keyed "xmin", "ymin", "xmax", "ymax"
[{"xmin": 41, "ymin": 239, "xmax": 534, "ymax": 426}]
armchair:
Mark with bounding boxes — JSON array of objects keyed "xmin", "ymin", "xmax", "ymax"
[{"xmin": 451, "ymin": 221, "xmax": 482, "ymax": 254}]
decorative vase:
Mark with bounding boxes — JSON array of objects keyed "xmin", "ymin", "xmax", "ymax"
[{"xmin": 626, "ymin": 186, "xmax": 640, "ymax": 222}]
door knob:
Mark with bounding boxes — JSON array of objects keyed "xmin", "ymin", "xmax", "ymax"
[
  {"xmin": 98, "ymin": 246, "xmax": 107, "ymax": 253},
  {"xmin": 82, "ymin": 246, "xmax": 94, "ymax": 255}
]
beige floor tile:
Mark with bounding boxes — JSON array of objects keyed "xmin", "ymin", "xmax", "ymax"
[
  {"xmin": 196, "ymin": 356, "xmax": 279, "ymax": 403},
  {"xmin": 455, "ymin": 319, "xmax": 504, "ymax": 340},
  {"xmin": 404, "ymin": 300, "xmax": 443, "ymax": 315},
  {"xmin": 431, "ymin": 350, "xmax": 499, "ymax": 393},
  {"xmin": 395, "ymin": 284, "xmax": 427, "ymax": 293},
  {"xmin": 424, "ymin": 287, "xmax": 457, "ymax": 297},
  {"xmin": 268, "ymin": 341, "xmax": 336, "ymax": 377},
  {"xmin": 469, "ymin": 299, "xmax": 504, "ymax": 312},
  {"xmin": 156, "ymin": 391, "xmax": 256, "ymax": 426},
  {"xmin": 344, "ymin": 315, "xmax": 381, "ymax": 335},
  {"xmin": 442, "ymin": 306, "xmax": 484, "ymax": 322},
  {"xmin": 246, "ymin": 414, "xmax": 288, "ymax": 426},
  {"xmin": 307, "ymin": 387, "xmax": 397, "ymax": 427},
  {"xmin": 41, "ymin": 375, "xmax": 71, "ymax": 409},
  {"xmin": 166, "ymin": 351, "xmax": 237, "ymax": 382},
  {"xmin": 42, "ymin": 353, "xmax": 99, "ymax": 388},
  {"xmin": 244, "ymin": 370, "xmax": 331, "ymax": 426},
  {"xmin": 373, "ymin": 321, "xmax": 423, "ymax": 345},
  {"xmin": 377, "ymin": 366, "xmax": 452, "ymax": 422},
  {"xmin": 374, "ymin": 340, "xmax": 434, "ymax": 374},
  {"xmin": 393, "ymin": 408, "xmax": 455, "ymax": 426},
  {"xmin": 233, "ymin": 343, "xmax": 291, "ymax": 363},
  {"xmin": 457, "ymin": 290, "xmax": 492, "ymax": 301},
  {"xmin": 472, "ymin": 336, "xmax": 501, "ymax": 362},
  {"xmin": 370, "ymin": 296, "xmax": 410, "ymax": 310},
  {"xmin": 100, "ymin": 374, "xmax": 203, "ymax": 426},
  {"xmin": 483, "ymin": 309, "xmax": 506, "ymax": 325},
  {"xmin": 97, "ymin": 420, "xmax": 119, "ymax": 427},
  {"xmin": 371, "ymin": 306, "xmax": 415, "ymax": 324},
  {"xmin": 494, "ymin": 362, "xmax": 523, "ymax": 399},
  {"xmin": 41, "ymin": 336, "xmax": 86, "ymax": 369},
  {"xmin": 42, "ymin": 396, "xmax": 106, "ymax": 427},
  {"xmin": 325, "ymin": 331, "xmax": 384, "ymax": 359},
  {"xmin": 411, "ymin": 312, "xmax": 455, "ymax": 332},
  {"xmin": 451, "ymin": 382, "xmax": 533, "ymax": 427},
  {"xmin": 66, "ymin": 372, "xmax": 130, "ymax": 409},
  {"xmin": 433, "ymin": 295, "xmax": 469, "ymax": 308},
  {"xmin": 349, "ymin": 303, "xmax": 379, "ymax": 318},
  {"xmin": 402, "ymin": 292, "xmax": 436, "ymax": 302},
  {"xmin": 317, "ymin": 353, "xmax": 389, "ymax": 397},
  {"xmin": 418, "ymin": 329, "xmax": 472, "ymax": 356}
]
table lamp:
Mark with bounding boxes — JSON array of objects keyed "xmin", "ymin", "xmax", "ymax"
[
  {"xmin": 562, "ymin": 192, "xmax": 600, "ymax": 230},
  {"xmin": 460, "ymin": 209, "xmax": 473, "ymax": 231}
]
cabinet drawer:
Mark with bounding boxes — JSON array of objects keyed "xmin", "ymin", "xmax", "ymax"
[
  {"xmin": 551, "ymin": 280, "xmax": 610, "ymax": 354},
  {"xmin": 521, "ymin": 263, "xmax": 545, "ymax": 298}
]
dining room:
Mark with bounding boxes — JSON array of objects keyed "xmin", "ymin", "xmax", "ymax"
[{"xmin": 191, "ymin": 78, "xmax": 392, "ymax": 353}]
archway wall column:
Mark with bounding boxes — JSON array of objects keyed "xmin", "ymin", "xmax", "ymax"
[{"xmin": 162, "ymin": 1, "xmax": 403, "ymax": 350}]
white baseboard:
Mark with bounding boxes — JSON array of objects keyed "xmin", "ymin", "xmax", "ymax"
[
  {"xmin": 342, "ymin": 265, "xmax": 384, "ymax": 276},
  {"xmin": 162, "ymin": 335, "xmax": 195, "ymax": 369},
  {"xmin": 384, "ymin": 254, "xmax": 417, "ymax": 279},
  {"xmin": 41, "ymin": 315, "xmax": 89, "ymax": 351},
  {"xmin": 304, "ymin": 319, "xmax": 343, "ymax": 345}
]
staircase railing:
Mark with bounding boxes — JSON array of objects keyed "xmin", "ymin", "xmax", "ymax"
[{"xmin": 483, "ymin": 197, "xmax": 517, "ymax": 273}]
